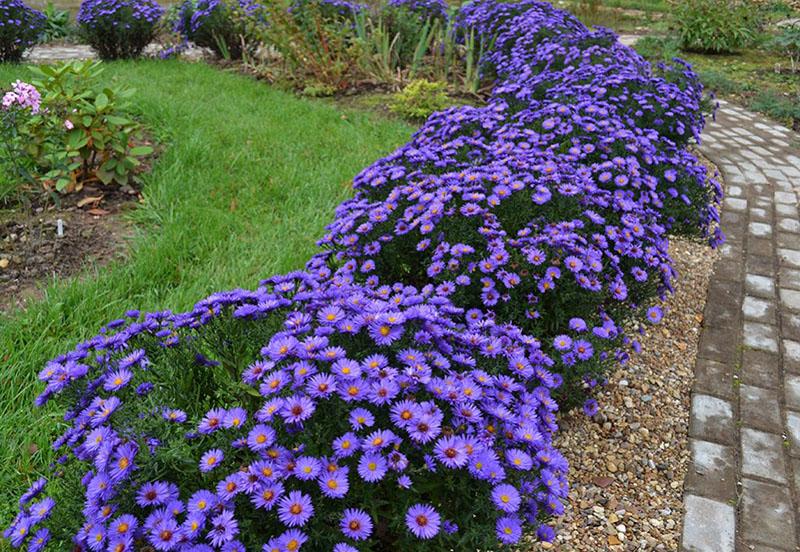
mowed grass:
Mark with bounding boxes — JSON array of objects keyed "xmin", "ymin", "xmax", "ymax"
[{"xmin": 0, "ymin": 60, "xmax": 412, "ymax": 526}]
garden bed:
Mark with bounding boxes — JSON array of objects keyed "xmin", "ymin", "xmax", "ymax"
[{"xmin": 0, "ymin": 187, "xmax": 138, "ymax": 313}]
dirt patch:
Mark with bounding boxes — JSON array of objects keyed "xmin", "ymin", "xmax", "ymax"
[{"xmin": 0, "ymin": 187, "xmax": 140, "ymax": 313}]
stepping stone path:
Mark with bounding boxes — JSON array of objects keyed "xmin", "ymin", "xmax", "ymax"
[{"xmin": 682, "ymin": 100, "xmax": 800, "ymax": 551}]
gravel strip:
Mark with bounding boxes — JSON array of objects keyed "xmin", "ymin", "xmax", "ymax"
[{"xmin": 529, "ymin": 237, "xmax": 719, "ymax": 551}]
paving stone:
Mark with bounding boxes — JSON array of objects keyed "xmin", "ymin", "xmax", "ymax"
[
  {"xmin": 786, "ymin": 374, "xmax": 800, "ymax": 410},
  {"xmin": 740, "ymin": 478, "xmax": 796, "ymax": 549},
  {"xmin": 698, "ymin": 328, "xmax": 739, "ymax": 365},
  {"xmin": 745, "ymin": 274, "xmax": 776, "ymax": 297},
  {"xmin": 776, "ymin": 203, "xmax": 798, "ymax": 217},
  {"xmin": 775, "ymin": 191, "xmax": 797, "ymax": 204},
  {"xmin": 780, "ymin": 309, "xmax": 800, "ymax": 341},
  {"xmin": 740, "ymin": 428, "xmax": 787, "ymax": 483},
  {"xmin": 779, "ymin": 217, "xmax": 800, "ymax": 233},
  {"xmin": 690, "ymin": 394, "xmax": 735, "ymax": 445},
  {"xmin": 748, "ymin": 237, "xmax": 774, "ymax": 258},
  {"xmin": 788, "ymin": 411, "xmax": 800, "ymax": 454},
  {"xmin": 784, "ymin": 340, "xmax": 800, "ymax": 372},
  {"xmin": 779, "ymin": 287, "xmax": 800, "ymax": 311},
  {"xmin": 724, "ymin": 197, "xmax": 747, "ymax": 211},
  {"xmin": 681, "ymin": 495, "xmax": 735, "ymax": 552},
  {"xmin": 742, "ymin": 296, "xmax": 776, "ymax": 323},
  {"xmin": 741, "ymin": 350, "xmax": 780, "ymax": 387},
  {"xmin": 746, "ymin": 255, "xmax": 775, "ymax": 277},
  {"xmin": 778, "ymin": 248, "xmax": 800, "ymax": 268},
  {"xmin": 749, "ymin": 222, "xmax": 772, "ymax": 237},
  {"xmin": 693, "ymin": 358, "xmax": 734, "ymax": 399},
  {"xmin": 684, "ymin": 440, "xmax": 736, "ymax": 502},
  {"xmin": 743, "ymin": 322, "xmax": 779, "ymax": 352},
  {"xmin": 779, "ymin": 267, "xmax": 800, "ymax": 290},
  {"xmin": 739, "ymin": 385, "xmax": 782, "ymax": 432}
]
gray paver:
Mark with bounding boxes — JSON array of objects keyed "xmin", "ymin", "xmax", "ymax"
[
  {"xmin": 682, "ymin": 495, "xmax": 735, "ymax": 552},
  {"xmin": 740, "ymin": 428, "xmax": 787, "ymax": 483}
]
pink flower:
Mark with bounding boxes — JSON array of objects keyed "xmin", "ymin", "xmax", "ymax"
[{"xmin": 64, "ymin": 120, "xmax": 74, "ymax": 130}]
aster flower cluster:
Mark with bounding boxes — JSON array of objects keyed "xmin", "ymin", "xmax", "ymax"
[
  {"xmin": 0, "ymin": 0, "xmax": 46, "ymax": 62},
  {"xmin": 76, "ymin": 0, "xmax": 165, "ymax": 59},
  {"xmin": 7, "ymin": 272, "xmax": 568, "ymax": 550},
  {"xmin": 174, "ymin": 0, "xmax": 266, "ymax": 60},
  {"xmin": 384, "ymin": 0, "xmax": 448, "ymax": 24},
  {"xmin": 310, "ymin": 0, "xmax": 722, "ymax": 402},
  {"xmin": 1, "ymin": 81, "xmax": 41, "ymax": 113}
]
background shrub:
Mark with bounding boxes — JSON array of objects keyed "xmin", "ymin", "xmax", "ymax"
[
  {"xmin": 39, "ymin": 2, "xmax": 73, "ymax": 43},
  {"xmin": 77, "ymin": 0, "xmax": 164, "ymax": 60},
  {"xmin": 0, "ymin": 0, "xmax": 46, "ymax": 63},
  {"xmin": 389, "ymin": 78, "xmax": 450, "ymax": 120},
  {"xmin": 674, "ymin": 0, "xmax": 761, "ymax": 53},
  {"xmin": 176, "ymin": 0, "xmax": 266, "ymax": 60}
]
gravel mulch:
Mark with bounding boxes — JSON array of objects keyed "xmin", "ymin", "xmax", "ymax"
[{"xmin": 529, "ymin": 237, "xmax": 719, "ymax": 551}]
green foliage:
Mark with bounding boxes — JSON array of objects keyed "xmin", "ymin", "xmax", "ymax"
[
  {"xmin": 675, "ymin": 0, "xmax": 761, "ymax": 53},
  {"xmin": 23, "ymin": 61, "xmax": 153, "ymax": 192},
  {"xmin": 696, "ymin": 68, "xmax": 745, "ymax": 95},
  {"xmin": 769, "ymin": 23, "xmax": 800, "ymax": 72},
  {"xmin": 750, "ymin": 89, "xmax": 800, "ymax": 127},
  {"xmin": 633, "ymin": 35, "xmax": 680, "ymax": 61},
  {"xmin": 39, "ymin": 2, "xmax": 73, "ymax": 43},
  {"xmin": 260, "ymin": 0, "xmax": 362, "ymax": 91},
  {"xmin": 389, "ymin": 78, "xmax": 450, "ymax": 120}
]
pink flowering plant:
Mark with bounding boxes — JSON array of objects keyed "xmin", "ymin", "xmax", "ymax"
[
  {"xmin": 1, "ymin": 61, "xmax": 155, "ymax": 194},
  {"xmin": 9, "ymin": 273, "xmax": 567, "ymax": 550},
  {"xmin": 0, "ymin": 80, "xmax": 42, "ymax": 190}
]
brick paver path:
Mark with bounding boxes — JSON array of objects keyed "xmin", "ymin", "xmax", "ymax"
[{"xmin": 682, "ymin": 100, "xmax": 800, "ymax": 551}]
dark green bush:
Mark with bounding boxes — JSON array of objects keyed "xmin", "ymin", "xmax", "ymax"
[{"xmin": 675, "ymin": 0, "xmax": 761, "ymax": 53}]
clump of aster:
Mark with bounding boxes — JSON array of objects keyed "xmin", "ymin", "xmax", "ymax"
[
  {"xmin": 77, "ymin": 0, "xmax": 164, "ymax": 59},
  {"xmin": 0, "ymin": 1, "xmax": 46, "ymax": 62},
  {"xmin": 6, "ymin": 272, "xmax": 567, "ymax": 549},
  {"xmin": 175, "ymin": 0, "xmax": 266, "ymax": 59}
]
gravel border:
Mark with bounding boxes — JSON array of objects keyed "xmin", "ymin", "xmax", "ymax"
[{"xmin": 529, "ymin": 237, "xmax": 718, "ymax": 551}]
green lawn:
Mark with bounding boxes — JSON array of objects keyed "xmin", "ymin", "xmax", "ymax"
[{"xmin": 0, "ymin": 60, "xmax": 412, "ymax": 527}]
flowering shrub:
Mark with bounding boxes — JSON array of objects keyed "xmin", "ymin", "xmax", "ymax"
[
  {"xmin": 175, "ymin": 0, "xmax": 266, "ymax": 59},
  {"xmin": 5, "ymin": 273, "xmax": 567, "ymax": 550},
  {"xmin": 0, "ymin": 62, "xmax": 155, "ymax": 194},
  {"xmin": 4, "ymin": 0, "xmax": 724, "ymax": 548},
  {"xmin": 0, "ymin": 0, "xmax": 46, "ymax": 62},
  {"xmin": 77, "ymin": 0, "xmax": 164, "ymax": 60}
]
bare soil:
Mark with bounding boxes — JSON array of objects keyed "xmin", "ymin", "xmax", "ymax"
[{"xmin": 0, "ymin": 186, "xmax": 139, "ymax": 313}]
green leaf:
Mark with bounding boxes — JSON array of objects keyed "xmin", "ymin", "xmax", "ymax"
[
  {"xmin": 95, "ymin": 92, "xmax": 109, "ymax": 111},
  {"xmin": 106, "ymin": 115, "xmax": 131, "ymax": 126},
  {"xmin": 129, "ymin": 146, "xmax": 154, "ymax": 156}
]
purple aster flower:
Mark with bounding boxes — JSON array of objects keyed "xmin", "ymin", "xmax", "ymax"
[
  {"xmin": 357, "ymin": 453, "xmax": 388, "ymax": 482},
  {"xmin": 583, "ymin": 398, "xmax": 599, "ymax": 417},
  {"xmin": 340, "ymin": 508, "xmax": 373, "ymax": 540},
  {"xmin": 199, "ymin": 448, "xmax": 224, "ymax": 472},
  {"xmin": 646, "ymin": 305, "xmax": 664, "ymax": 323},
  {"xmin": 552, "ymin": 334, "xmax": 572, "ymax": 352},
  {"xmin": 405, "ymin": 503, "xmax": 440, "ymax": 539},
  {"xmin": 277, "ymin": 490, "xmax": 314, "ymax": 527},
  {"xmin": 496, "ymin": 515, "xmax": 522, "ymax": 544},
  {"xmin": 103, "ymin": 368, "xmax": 132, "ymax": 391},
  {"xmin": 433, "ymin": 436, "xmax": 468, "ymax": 468},
  {"xmin": 492, "ymin": 483, "xmax": 521, "ymax": 513},
  {"xmin": 208, "ymin": 509, "xmax": 239, "ymax": 547},
  {"xmin": 247, "ymin": 424, "xmax": 276, "ymax": 451}
]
